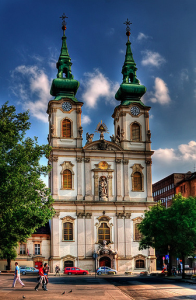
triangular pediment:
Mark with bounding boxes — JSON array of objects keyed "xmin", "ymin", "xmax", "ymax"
[{"xmin": 83, "ymin": 140, "xmax": 123, "ymax": 151}]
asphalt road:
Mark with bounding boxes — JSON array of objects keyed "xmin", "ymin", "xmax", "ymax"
[{"xmin": 1, "ymin": 274, "xmax": 196, "ymax": 300}]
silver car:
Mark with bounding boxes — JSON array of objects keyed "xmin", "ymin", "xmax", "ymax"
[
  {"xmin": 97, "ymin": 266, "xmax": 117, "ymax": 275},
  {"xmin": 20, "ymin": 267, "xmax": 39, "ymax": 275}
]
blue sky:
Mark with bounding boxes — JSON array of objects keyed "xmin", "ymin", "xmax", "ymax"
[{"xmin": 1, "ymin": 0, "xmax": 196, "ymax": 184}]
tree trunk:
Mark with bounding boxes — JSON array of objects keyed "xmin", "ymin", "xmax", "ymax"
[
  {"xmin": 182, "ymin": 255, "xmax": 185, "ymax": 279},
  {"xmin": 168, "ymin": 250, "xmax": 172, "ymax": 276},
  {"xmin": 7, "ymin": 258, "xmax": 11, "ymax": 270}
]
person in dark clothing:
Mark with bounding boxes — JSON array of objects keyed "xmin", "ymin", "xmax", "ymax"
[
  {"xmin": 34, "ymin": 264, "xmax": 47, "ymax": 291},
  {"xmin": 178, "ymin": 263, "xmax": 181, "ymax": 274}
]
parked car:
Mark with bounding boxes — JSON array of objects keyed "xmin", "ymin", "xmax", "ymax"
[
  {"xmin": 97, "ymin": 266, "xmax": 117, "ymax": 275},
  {"xmin": 20, "ymin": 267, "xmax": 39, "ymax": 275},
  {"xmin": 64, "ymin": 267, "xmax": 89, "ymax": 275}
]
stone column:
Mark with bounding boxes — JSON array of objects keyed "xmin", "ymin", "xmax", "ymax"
[
  {"xmin": 52, "ymin": 156, "xmax": 59, "ymax": 196},
  {"xmin": 76, "ymin": 157, "xmax": 83, "ymax": 200},
  {"xmin": 125, "ymin": 214, "xmax": 131, "ymax": 257},
  {"xmin": 84, "ymin": 158, "xmax": 92, "ymax": 200},
  {"xmin": 85, "ymin": 214, "xmax": 92, "ymax": 257},
  {"xmin": 77, "ymin": 215, "xmax": 85, "ymax": 258},
  {"xmin": 117, "ymin": 215, "xmax": 125, "ymax": 256},
  {"xmin": 116, "ymin": 159, "xmax": 123, "ymax": 201},
  {"xmin": 94, "ymin": 172, "xmax": 99, "ymax": 201},
  {"xmin": 146, "ymin": 158, "xmax": 153, "ymax": 202},
  {"xmin": 107, "ymin": 173, "xmax": 113, "ymax": 201},
  {"xmin": 123, "ymin": 159, "xmax": 129, "ymax": 201},
  {"xmin": 51, "ymin": 211, "xmax": 60, "ymax": 272}
]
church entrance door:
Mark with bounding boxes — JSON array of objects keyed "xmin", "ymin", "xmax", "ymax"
[{"xmin": 99, "ymin": 257, "xmax": 111, "ymax": 267}]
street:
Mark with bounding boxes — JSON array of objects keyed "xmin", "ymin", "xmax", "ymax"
[{"xmin": 1, "ymin": 274, "xmax": 196, "ymax": 300}]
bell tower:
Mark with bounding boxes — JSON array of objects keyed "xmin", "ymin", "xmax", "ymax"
[
  {"xmin": 112, "ymin": 19, "xmax": 151, "ymax": 153},
  {"xmin": 47, "ymin": 14, "xmax": 83, "ymax": 149}
]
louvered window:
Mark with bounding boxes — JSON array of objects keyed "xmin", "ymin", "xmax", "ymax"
[
  {"xmin": 136, "ymin": 260, "xmax": 144, "ymax": 268},
  {"xmin": 133, "ymin": 172, "xmax": 142, "ymax": 191},
  {"xmin": 63, "ymin": 170, "xmax": 72, "ymax": 189},
  {"xmin": 64, "ymin": 222, "xmax": 73, "ymax": 241},
  {"xmin": 62, "ymin": 119, "xmax": 71, "ymax": 138},
  {"xmin": 98, "ymin": 223, "xmax": 110, "ymax": 244},
  {"xmin": 132, "ymin": 123, "xmax": 140, "ymax": 141}
]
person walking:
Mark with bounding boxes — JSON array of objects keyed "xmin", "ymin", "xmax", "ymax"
[
  {"xmin": 43, "ymin": 263, "xmax": 49, "ymax": 290},
  {"xmin": 12, "ymin": 262, "xmax": 25, "ymax": 288},
  {"xmin": 55, "ymin": 265, "xmax": 60, "ymax": 276},
  {"xmin": 35, "ymin": 263, "xmax": 47, "ymax": 291},
  {"xmin": 178, "ymin": 262, "xmax": 181, "ymax": 275}
]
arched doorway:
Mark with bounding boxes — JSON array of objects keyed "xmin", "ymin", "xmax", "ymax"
[
  {"xmin": 64, "ymin": 261, "xmax": 74, "ymax": 268},
  {"xmin": 99, "ymin": 256, "xmax": 111, "ymax": 267}
]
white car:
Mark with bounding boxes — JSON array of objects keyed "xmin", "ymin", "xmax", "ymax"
[{"xmin": 97, "ymin": 266, "xmax": 117, "ymax": 275}]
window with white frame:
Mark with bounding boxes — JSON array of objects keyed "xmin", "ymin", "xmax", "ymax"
[
  {"xmin": 20, "ymin": 244, "xmax": 26, "ymax": 255},
  {"xmin": 35, "ymin": 244, "xmax": 40, "ymax": 255}
]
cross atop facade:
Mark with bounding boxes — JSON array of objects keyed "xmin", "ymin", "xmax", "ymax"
[
  {"xmin": 123, "ymin": 18, "xmax": 132, "ymax": 39},
  {"xmin": 60, "ymin": 13, "xmax": 68, "ymax": 26}
]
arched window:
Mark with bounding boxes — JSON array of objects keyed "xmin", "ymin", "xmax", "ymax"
[
  {"xmin": 63, "ymin": 169, "xmax": 72, "ymax": 189},
  {"xmin": 117, "ymin": 126, "xmax": 120, "ymax": 137},
  {"xmin": 62, "ymin": 119, "xmax": 71, "ymax": 138},
  {"xmin": 98, "ymin": 223, "xmax": 110, "ymax": 244},
  {"xmin": 136, "ymin": 260, "xmax": 145, "ymax": 268},
  {"xmin": 132, "ymin": 123, "xmax": 140, "ymax": 141},
  {"xmin": 63, "ymin": 222, "xmax": 73, "ymax": 241},
  {"xmin": 133, "ymin": 172, "xmax": 142, "ymax": 191}
]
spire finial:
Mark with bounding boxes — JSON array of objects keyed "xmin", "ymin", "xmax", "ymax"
[
  {"xmin": 60, "ymin": 13, "xmax": 68, "ymax": 35},
  {"xmin": 123, "ymin": 18, "xmax": 132, "ymax": 40}
]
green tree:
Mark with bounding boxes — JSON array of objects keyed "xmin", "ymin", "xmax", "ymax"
[
  {"xmin": 138, "ymin": 194, "xmax": 196, "ymax": 278},
  {"xmin": 0, "ymin": 103, "xmax": 55, "ymax": 269}
]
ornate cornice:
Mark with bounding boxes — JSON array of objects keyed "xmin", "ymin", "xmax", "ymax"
[{"xmin": 115, "ymin": 159, "xmax": 122, "ymax": 164}]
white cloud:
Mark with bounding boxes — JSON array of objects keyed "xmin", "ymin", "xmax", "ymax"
[
  {"xmin": 141, "ymin": 50, "xmax": 166, "ymax": 67},
  {"xmin": 119, "ymin": 49, "xmax": 125, "ymax": 54},
  {"xmin": 81, "ymin": 69, "xmax": 119, "ymax": 108},
  {"xmin": 152, "ymin": 141, "xmax": 196, "ymax": 182},
  {"xmin": 81, "ymin": 114, "xmax": 91, "ymax": 125},
  {"xmin": 137, "ymin": 32, "xmax": 149, "ymax": 41},
  {"xmin": 180, "ymin": 68, "xmax": 189, "ymax": 82},
  {"xmin": 149, "ymin": 77, "xmax": 171, "ymax": 105},
  {"xmin": 11, "ymin": 65, "xmax": 51, "ymax": 123}
]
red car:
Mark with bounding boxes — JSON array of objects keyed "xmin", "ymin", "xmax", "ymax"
[{"xmin": 64, "ymin": 267, "xmax": 89, "ymax": 275}]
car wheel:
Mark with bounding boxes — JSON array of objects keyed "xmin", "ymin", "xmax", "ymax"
[
  {"xmin": 98, "ymin": 271, "xmax": 102, "ymax": 275},
  {"xmin": 68, "ymin": 272, "xmax": 72, "ymax": 275},
  {"xmin": 83, "ymin": 272, "xmax": 87, "ymax": 275},
  {"xmin": 22, "ymin": 271, "xmax": 26, "ymax": 275}
]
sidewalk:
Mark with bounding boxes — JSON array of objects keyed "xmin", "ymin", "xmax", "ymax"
[{"xmin": 0, "ymin": 275, "xmax": 133, "ymax": 300}]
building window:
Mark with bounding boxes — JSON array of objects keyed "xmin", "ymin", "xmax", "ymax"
[
  {"xmin": 133, "ymin": 172, "xmax": 142, "ymax": 191},
  {"xmin": 131, "ymin": 123, "xmax": 140, "ymax": 141},
  {"xmin": 63, "ymin": 169, "xmax": 72, "ymax": 189},
  {"xmin": 62, "ymin": 119, "xmax": 71, "ymax": 138},
  {"xmin": 98, "ymin": 223, "xmax": 110, "ymax": 244},
  {"xmin": 35, "ymin": 244, "xmax": 40, "ymax": 255},
  {"xmin": 63, "ymin": 222, "xmax": 73, "ymax": 241},
  {"xmin": 134, "ymin": 223, "xmax": 142, "ymax": 241},
  {"xmin": 117, "ymin": 125, "xmax": 120, "ymax": 137},
  {"xmin": 136, "ymin": 259, "xmax": 145, "ymax": 268},
  {"xmin": 20, "ymin": 244, "xmax": 26, "ymax": 255}
]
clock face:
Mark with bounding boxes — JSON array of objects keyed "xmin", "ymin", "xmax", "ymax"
[
  {"xmin": 131, "ymin": 106, "xmax": 140, "ymax": 116},
  {"xmin": 62, "ymin": 102, "xmax": 72, "ymax": 111}
]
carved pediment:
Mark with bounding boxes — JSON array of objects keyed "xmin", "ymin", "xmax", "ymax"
[
  {"xmin": 97, "ymin": 215, "xmax": 111, "ymax": 222},
  {"xmin": 60, "ymin": 161, "xmax": 74, "ymax": 174},
  {"xmin": 133, "ymin": 254, "xmax": 146, "ymax": 260},
  {"xmin": 61, "ymin": 216, "xmax": 75, "ymax": 222},
  {"xmin": 132, "ymin": 216, "xmax": 143, "ymax": 223},
  {"xmin": 62, "ymin": 254, "xmax": 76, "ymax": 261},
  {"xmin": 83, "ymin": 140, "xmax": 123, "ymax": 151}
]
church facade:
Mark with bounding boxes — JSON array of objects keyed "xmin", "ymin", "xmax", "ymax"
[{"xmin": 47, "ymin": 19, "xmax": 156, "ymax": 273}]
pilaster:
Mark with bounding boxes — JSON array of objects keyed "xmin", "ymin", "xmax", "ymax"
[
  {"xmin": 123, "ymin": 159, "xmax": 129, "ymax": 200},
  {"xmin": 116, "ymin": 159, "xmax": 123, "ymax": 201},
  {"xmin": 84, "ymin": 158, "xmax": 92, "ymax": 200},
  {"xmin": 51, "ymin": 211, "xmax": 60, "ymax": 268},
  {"xmin": 76, "ymin": 157, "xmax": 83, "ymax": 200},
  {"xmin": 51, "ymin": 156, "xmax": 59, "ymax": 195},
  {"xmin": 146, "ymin": 158, "xmax": 153, "ymax": 202}
]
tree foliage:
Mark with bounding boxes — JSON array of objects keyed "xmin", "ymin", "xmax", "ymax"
[
  {"xmin": 0, "ymin": 103, "xmax": 55, "ymax": 261},
  {"xmin": 138, "ymin": 194, "xmax": 196, "ymax": 277}
]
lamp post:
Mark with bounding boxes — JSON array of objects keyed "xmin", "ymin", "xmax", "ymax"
[{"xmin": 93, "ymin": 251, "xmax": 98, "ymax": 278}]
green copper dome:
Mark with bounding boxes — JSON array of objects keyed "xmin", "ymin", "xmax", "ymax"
[
  {"xmin": 50, "ymin": 30, "xmax": 80, "ymax": 101},
  {"xmin": 115, "ymin": 39, "xmax": 146, "ymax": 105}
]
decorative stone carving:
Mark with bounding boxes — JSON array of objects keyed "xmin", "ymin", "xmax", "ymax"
[
  {"xmin": 132, "ymin": 216, "xmax": 143, "ymax": 223},
  {"xmin": 119, "ymin": 111, "xmax": 126, "ymax": 117},
  {"xmin": 116, "ymin": 212, "xmax": 125, "ymax": 219},
  {"xmin": 147, "ymin": 130, "xmax": 151, "ymax": 142},
  {"xmin": 97, "ymin": 215, "xmax": 111, "ymax": 222},
  {"xmin": 76, "ymin": 157, "xmax": 82, "ymax": 163},
  {"xmin": 98, "ymin": 140, "xmax": 108, "ymax": 150},
  {"xmin": 115, "ymin": 159, "xmax": 122, "ymax": 164},
  {"xmin": 61, "ymin": 215, "xmax": 75, "ymax": 222},
  {"xmin": 49, "ymin": 155, "xmax": 58, "ymax": 162},
  {"xmin": 60, "ymin": 161, "xmax": 74, "ymax": 174},
  {"xmin": 110, "ymin": 134, "xmax": 120, "ymax": 145},
  {"xmin": 146, "ymin": 158, "xmax": 152, "ymax": 165},
  {"xmin": 131, "ymin": 164, "xmax": 144, "ymax": 172},
  {"xmin": 86, "ymin": 132, "xmax": 94, "ymax": 143},
  {"xmin": 125, "ymin": 213, "xmax": 131, "ymax": 219},
  {"xmin": 123, "ymin": 159, "xmax": 129, "ymax": 165},
  {"xmin": 76, "ymin": 108, "xmax": 82, "ymax": 114},
  {"xmin": 84, "ymin": 157, "xmax": 90, "ymax": 163},
  {"xmin": 145, "ymin": 112, "xmax": 149, "ymax": 118},
  {"xmin": 95, "ymin": 161, "xmax": 111, "ymax": 170},
  {"xmin": 78, "ymin": 126, "xmax": 83, "ymax": 138},
  {"xmin": 85, "ymin": 212, "xmax": 92, "ymax": 219},
  {"xmin": 97, "ymin": 243, "xmax": 117, "ymax": 256},
  {"xmin": 50, "ymin": 124, "xmax": 55, "ymax": 137},
  {"xmin": 121, "ymin": 128, "xmax": 125, "ymax": 139},
  {"xmin": 76, "ymin": 212, "xmax": 85, "ymax": 218},
  {"xmin": 54, "ymin": 211, "xmax": 60, "ymax": 218}
]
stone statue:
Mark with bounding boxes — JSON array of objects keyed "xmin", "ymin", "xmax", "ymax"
[
  {"xmin": 99, "ymin": 177, "xmax": 108, "ymax": 201},
  {"xmin": 86, "ymin": 132, "xmax": 94, "ymax": 143},
  {"xmin": 110, "ymin": 134, "xmax": 120, "ymax": 145}
]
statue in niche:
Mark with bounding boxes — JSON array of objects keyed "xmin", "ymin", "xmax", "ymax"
[{"xmin": 99, "ymin": 176, "xmax": 108, "ymax": 201}]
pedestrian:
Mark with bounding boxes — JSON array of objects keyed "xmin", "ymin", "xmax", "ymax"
[
  {"xmin": 178, "ymin": 262, "xmax": 181, "ymax": 274},
  {"xmin": 43, "ymin": 263, "xmax": 49, "ymax": 289},
  {"xmin": 161, "ymin": 263, "xmax": 167, "ymax": 274},
  {"xmin": 55, "ymin": 265, "xmax": 60, "ymax": 276},
  {"xmin": 34, "ymin": 263, "xmax": 47, "ymax": 291},
  {"xmin": 12, "ymin": 262, "xmax": 25, "ymax": 288}
]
